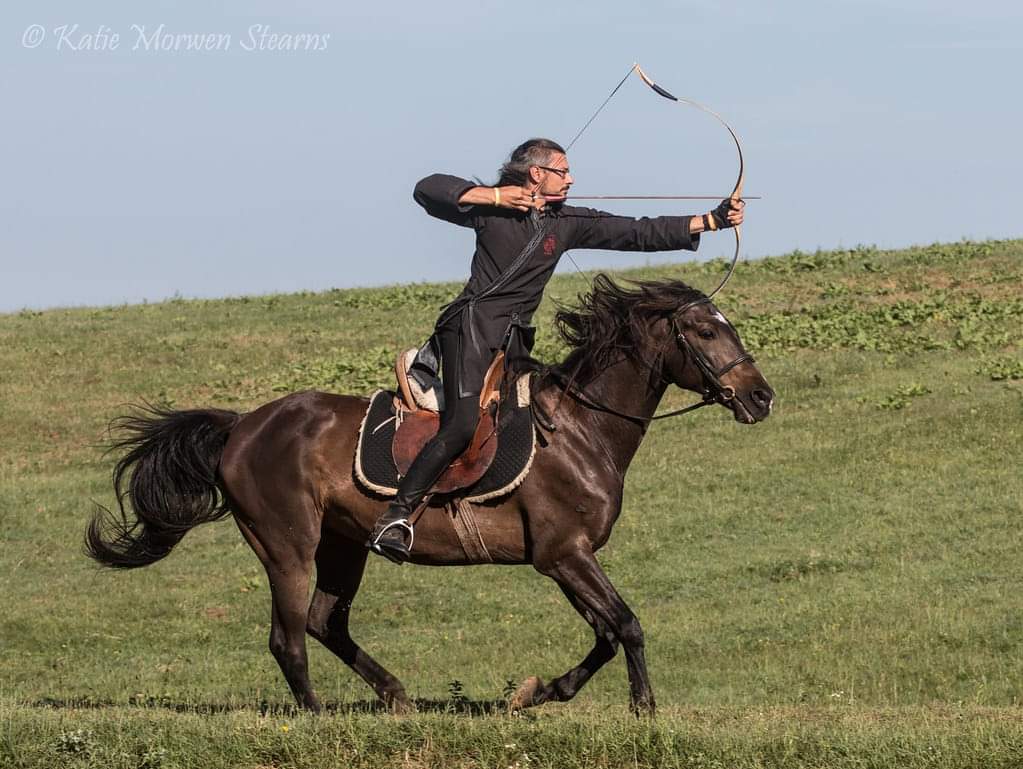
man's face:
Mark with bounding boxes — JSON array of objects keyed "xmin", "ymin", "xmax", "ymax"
[{"xmin": 531, "ymin": 152, "xmax": 574, "ymax": 201}]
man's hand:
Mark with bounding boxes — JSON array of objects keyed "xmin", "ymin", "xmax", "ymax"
[
  {"xmin": 709, "ymin": 197, "xmax": 745, "ymax": 230},
  {"xmin": 494, "ymin": 186, "xmax": 545, "ymax": 212},
  {"xmin": 458, "ymin": 185, "xmax": 545, "ymax": 212}
]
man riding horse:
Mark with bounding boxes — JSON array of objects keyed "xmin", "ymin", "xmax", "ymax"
[{"xmin": 369, "ymin": 138, "xmax": 745, "ymax": 563}]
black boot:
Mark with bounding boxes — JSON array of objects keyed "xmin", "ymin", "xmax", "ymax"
[
  {"xmin": 367, "ymin": 388, "xmax": 480, "ymax": 564},
  {"xmin": 368, "ymin": 501, "xmax": 415, "ymax": 564}
]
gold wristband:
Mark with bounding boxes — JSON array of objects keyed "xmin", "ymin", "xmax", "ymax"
[
  {"xmin": 494, "ymin": 188, "xmax": 500, "ymax": 207},
  {"xmin": 706, "ymin": 213, "xmax": 717, "ymax": 231}
]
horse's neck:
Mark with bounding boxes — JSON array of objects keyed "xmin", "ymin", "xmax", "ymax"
[{"xmin": 557, "ymin": 351, "xmax": 668, "ymax": 477}]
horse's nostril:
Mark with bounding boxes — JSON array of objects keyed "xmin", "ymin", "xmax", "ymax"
[{"xmin": 751, "ymin": 388, "xmax": 773, "ymax": 410}]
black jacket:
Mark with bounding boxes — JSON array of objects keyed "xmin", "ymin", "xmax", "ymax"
[{"xmin": 413, "ymin": 173, "xmax": 701, "ymax": 396}]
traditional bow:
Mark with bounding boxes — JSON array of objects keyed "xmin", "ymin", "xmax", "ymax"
[{"xmin": 566, "ymin": 63, "xmax": 746, "ymax": 297}]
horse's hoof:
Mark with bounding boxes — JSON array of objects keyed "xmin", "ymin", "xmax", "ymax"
[
  {"xmin": 508, "ymin": 676, "xmax": 545, "ymax": 711},
  {"xmin": 298, "ymin": 692, "xmax": 324, "ymax": 713},
  {"xmin": 630, "ymin": 697, "xmax": 656, "ymax": 718},
  {"xmin": 383, "ymin": 690, "xmax": 415, "ymax": 715},
  {"xmin": 389, "ymin": 697, "xmax": 415, "ymax": 715}
]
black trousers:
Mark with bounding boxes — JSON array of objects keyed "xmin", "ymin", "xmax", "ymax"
[{"xmin": 392, "ymin": 326, "xmax": 483, "ymax": 511}]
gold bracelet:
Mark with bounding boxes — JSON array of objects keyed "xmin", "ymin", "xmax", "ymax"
[
  {"xmin": 494, "ymin": 188, "xmax": 500, "ymax": 207},
  {"xmin": 706, "ymin": 213, "xmax": 717, "ymax": 231}
]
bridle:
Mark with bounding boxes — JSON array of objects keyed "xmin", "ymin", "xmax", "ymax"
[
  {"xmin": 541, "ymin": 297, "xmax": 755, "ymax": 430},
  {"xmin": 669, "ymin": 297, "xmax": 755, "ymax": 410}
]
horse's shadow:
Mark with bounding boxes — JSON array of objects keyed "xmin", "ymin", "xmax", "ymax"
[{"xmin": 33, "ymin": 695, "xmax": 512, "ymax": 717}]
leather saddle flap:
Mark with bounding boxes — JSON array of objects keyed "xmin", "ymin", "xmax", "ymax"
[{"xmin": 392, "ymin": 405, "xmax": 498, "ymax": 494}]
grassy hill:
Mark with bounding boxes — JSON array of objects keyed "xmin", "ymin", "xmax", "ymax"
[{"xmin": 1, "ymin": 240, "xmax": 1022, "ymax": 768}]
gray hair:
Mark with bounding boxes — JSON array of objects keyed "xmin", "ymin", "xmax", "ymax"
[{"xmin": 495, "ymin": 138, "xmax": 565, "ymax": 186}]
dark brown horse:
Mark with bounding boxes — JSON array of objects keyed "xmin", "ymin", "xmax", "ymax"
[{"xmin": 86, "ymin": 275, "xmax": 773, "ymax": 714}]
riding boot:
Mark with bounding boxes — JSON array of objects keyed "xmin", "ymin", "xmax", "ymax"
[
  {"xmin": 368, "ymin": 500, "xmax": 417, "ymax": 565},
  {"xmin": 367, "ymin": 435, "xmax": 460, "ymax": 564}
]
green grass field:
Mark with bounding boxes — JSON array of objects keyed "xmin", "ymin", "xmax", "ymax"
[{"xmin": 1, "ymin": 240, "xmax": 1022, "ymax": 767}]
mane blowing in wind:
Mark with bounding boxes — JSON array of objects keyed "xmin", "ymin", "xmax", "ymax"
[{"xmin": 554, "ymin": 273, "xmax": 705, "ymax": 383}]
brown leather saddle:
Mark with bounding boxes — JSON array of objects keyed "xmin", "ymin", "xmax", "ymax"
[{"xmin": 390, "ymin": 348, "xmax": 505, "ymax": 494}]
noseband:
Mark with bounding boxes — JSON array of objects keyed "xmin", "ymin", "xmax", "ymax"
[{"xmin": 543, "ymin": 297, "xmax": 755, "ymax": 429}]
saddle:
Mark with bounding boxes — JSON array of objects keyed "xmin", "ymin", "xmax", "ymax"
[{"xmin": 390, "ymin": 348, "xmax": 505, "ymax": 494}]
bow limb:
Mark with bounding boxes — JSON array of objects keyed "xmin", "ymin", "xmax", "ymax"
[{"xmin": 634, "ymin": 64, "xmax": 744, "ymax": 296}]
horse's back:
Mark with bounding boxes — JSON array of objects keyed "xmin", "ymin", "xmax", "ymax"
[
  {"xmin": 220, "ymin": 391, "xmax": 370, "ymax": 528},
  {"xmin": 224, "ymin": 389, "xmax": 364, "ymax": 459}
]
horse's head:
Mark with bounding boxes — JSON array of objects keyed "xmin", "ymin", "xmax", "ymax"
[{"xmin": 661, "ymin": 297, "xmax": 773, "ymax": 424}]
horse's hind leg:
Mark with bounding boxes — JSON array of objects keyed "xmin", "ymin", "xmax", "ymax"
[
  {"xmin": 510, "ymin": 584, "xmax": 620, "ymax": 709},
  {"xmin": 235, "ymin": 516, "xmax": 322, "ymax": 712},
  {"xmin": 307, "ymin": 530, "xmax": 413, "ymax": 712},
  {"xmin": 267, "ymin": 560, "xmax": 321, "ymax": 711}
]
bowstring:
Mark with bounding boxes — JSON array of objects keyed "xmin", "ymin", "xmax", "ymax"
[
  {"xmin": 560, "ymin": 63, "xmax": 639, "ymax": 290},
  {"xmin": 565, "ymin": 63, "xmax": 637, "ymax": 151}
]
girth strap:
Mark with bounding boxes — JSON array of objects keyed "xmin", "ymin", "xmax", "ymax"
[{"xmin": 447, "ymin": 498, "xmax": 493, "ymax": 563}]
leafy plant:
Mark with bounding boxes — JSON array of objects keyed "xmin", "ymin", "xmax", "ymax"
[
  {"xmin": 447, "ymin": 679, "xmax": 469, "ymax": 705},
  {"xmin": 137, "ymin": 746, "xmax": 169, "ymax": 768},
  {"xmin": 54, "ymin": 728, "xmax": 94, "ymax": 756},
  {"xmin": 738, "ymin": 297, "xmax": 1023, "ymax": 356},
  {"xmin": 976, "ymin": 355, "xmax": 1023, "ymax": 381},
  {"xmin": 864, "ymin": 383, "xmax": 933, "ymax": 410}
]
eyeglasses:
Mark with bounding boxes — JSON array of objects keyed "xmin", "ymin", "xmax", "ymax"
[{"xmin": 536, "ymin": 165, "xmax": 570, "ymax": 178}]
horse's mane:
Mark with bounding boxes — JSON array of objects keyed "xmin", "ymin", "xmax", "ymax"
[{"xmin": 553, "ymin": 273, "xmax": 706, "ymax": 383}]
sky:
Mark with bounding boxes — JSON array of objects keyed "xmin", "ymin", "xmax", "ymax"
[{"xmin": 2, "ymin": 1, "xmax": 1021, "ymax": 312}]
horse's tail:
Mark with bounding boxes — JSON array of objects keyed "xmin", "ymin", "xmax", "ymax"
[{"xmin": 85, "ymin": 405, "xmax": 243, "ymax": 569}]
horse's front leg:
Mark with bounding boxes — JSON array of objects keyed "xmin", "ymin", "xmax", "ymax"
[
  {"xmin": 509, "ymin": 582, "xmax": 620, "ymax": 709},
  {"xmin": 518, "ymin": 548, "xmax": 655, "ymax": 714}
]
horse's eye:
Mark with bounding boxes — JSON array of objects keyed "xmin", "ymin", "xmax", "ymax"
[{"xmin": 699, "ymin": 329, "xmax": 715, "ymax": 340}]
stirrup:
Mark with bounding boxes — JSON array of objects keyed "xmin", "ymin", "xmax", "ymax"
[{"xmin": 369, "ymin": 519, "xmax": 415, "ymax": 564}]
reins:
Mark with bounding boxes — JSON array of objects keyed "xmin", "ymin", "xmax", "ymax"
[{"xmin": 546, "ymin": 367, "xmax": 717, "ymax": 428}]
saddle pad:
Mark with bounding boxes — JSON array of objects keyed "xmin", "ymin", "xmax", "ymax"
[{"xmin": 354, "ymin": 376, "xmax": 536, "ymax": 503}]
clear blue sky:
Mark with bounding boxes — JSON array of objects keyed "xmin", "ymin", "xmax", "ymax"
[{"xmin": 2, "ymin": 1, "xmax": 1020, "ymax": 312}]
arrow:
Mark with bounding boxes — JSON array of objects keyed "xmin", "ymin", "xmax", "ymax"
[{"xmin": 555, "ymin": 195, "xmax": 761, "ymax": 201}]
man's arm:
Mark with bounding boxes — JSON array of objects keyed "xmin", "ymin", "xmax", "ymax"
[
  {"xmin": 456, "ymin": 185, "xmax": 538, "ymax": 212},
  {"xmin": 566, "ymin": 198, "xmax": 744, "ymax": 251},
  {"xmin": 413, "ymin": 174, "xmax": 480, "ymax": 227},
  {"xmin": 414, "ymin": 175, "xmax": 545, "ymax": 226},
  {"xmin": 567, "ymin": 208, "xmax": 703, "ymax": 252}
]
